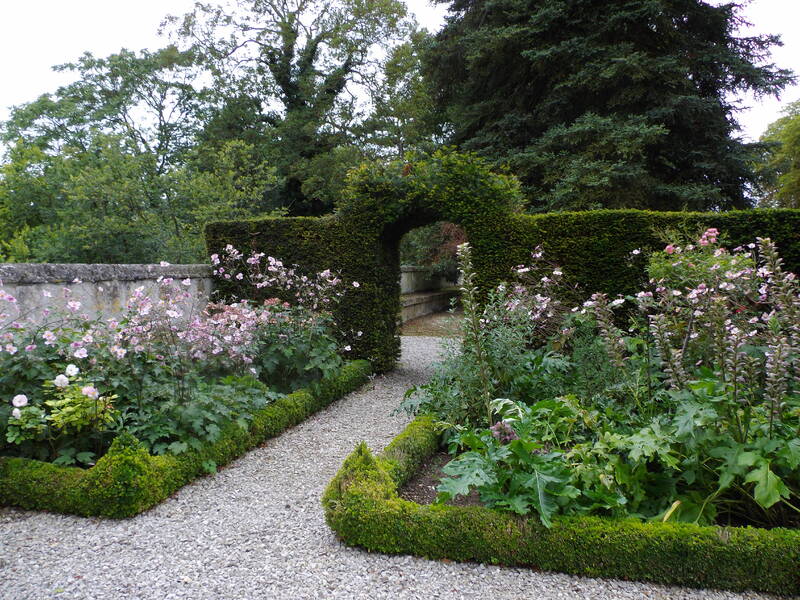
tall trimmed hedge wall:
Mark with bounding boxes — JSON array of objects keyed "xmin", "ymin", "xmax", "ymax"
[{"xmin": 206, "ymin": 152, "xmax": 800, "ymax": 372}]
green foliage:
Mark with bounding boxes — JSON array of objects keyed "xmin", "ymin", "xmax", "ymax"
[
  {"xmin": 0, "ymin": 129, "xmax": 281, "ymax": 263},
  {"xmin": 0, "ymin": 0, "xmax": 433, "ymax": 260},
  {"xmin": 250, "ymin": 309, "xmax": 344, "ymax": 394},
  {"xmin": 0, "ymin": 360, "xmax": 371, "ymax": 517},
  {"xmin": 424, "ymin": 0, "xmax": 795, "ymax": 210},
  {"xmin": 323, "ymin": 416, "xmax": 800, "ymax": 595},
  {"xmin": 165, "ymin": 0, "xmax": 413, "ymax": 215},
  {"xmin": 399, "ymin": 222, "xmax": 465, "ymax": 281},
  {"xmin": 360, "ymin": 29, "xmax": 444, "ymax": 158},
  {"xmin": 438, "ymin": 428, "xmax": 579, "ymax": 528},
  {"xmin": 757, "ymin": 100, "xmax": 800, "ymax": 208},
  {"xmin": 400, "ymin": 242, "xmax": 569, "ymax": 427}
]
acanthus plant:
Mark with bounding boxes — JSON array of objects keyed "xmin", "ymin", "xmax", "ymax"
[
  {"xmin": 414, "ymin": 229, "xmax": 800, "ymax": 528},
  {"xmin": 1, "ymin": 251, "xmax": 356, "ymax": 465}
]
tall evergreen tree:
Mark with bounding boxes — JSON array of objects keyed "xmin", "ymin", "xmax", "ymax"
[{"xmin": 425, "ymin": 0, "xmax": 794, "ymax": 211}]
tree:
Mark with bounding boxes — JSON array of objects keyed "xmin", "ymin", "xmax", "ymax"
[
  {"xmin": 2, "ymin": 46, "xmax": 206, "ymax": 170},
  {"xmin": 359, "ymin": 29, "xmax": 445, "ymax": 158},
  {"xmin": 0, "ymin": 44, "xmax": 287, "ymax": 263},
  {"xmin": 425, "ymin": 0, "xmax": 795, "ymax": 211},
  {"xmin": 757, "ymin": 100, "xmax": 800, "ymax": 207},
  {"xmin": 165, "ymin": 0, "xmax": 411, "ymax": 215}
]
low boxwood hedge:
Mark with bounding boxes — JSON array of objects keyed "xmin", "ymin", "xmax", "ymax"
[
  {"xmin": 0, "ymin": 360, "xmax": 371, "ymax": 518},
  {"xmin": 322, "ymin": 415, "xmax": 800, "ymax": 596}
]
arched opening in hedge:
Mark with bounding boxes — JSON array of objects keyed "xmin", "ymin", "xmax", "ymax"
[
  {"xmin": 398, "ymin": 222, "xmax": 465, "ymax": 335},
  {"xmin": 206, "ymin": 150, "xmax": 800, "ymax": 372}
]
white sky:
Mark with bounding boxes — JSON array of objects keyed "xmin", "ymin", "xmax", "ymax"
[{"xmin": 0, "ymin": 0, "xmax": 797, "ymax": 141}]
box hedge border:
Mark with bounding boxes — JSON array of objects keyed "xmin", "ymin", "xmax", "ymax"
[
  {"xmin": 207, "ymin": 152, "xmax": 800, "ymax": 374},
  {"xmin": 322, "ymin": 415, "xmax": 800, "ymax": 596},
  {"xmin": 0, "ymin": 359, "xmax": 371, "ymax": 519}
]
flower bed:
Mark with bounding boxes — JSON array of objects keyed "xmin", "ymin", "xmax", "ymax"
[
  {"xmin": 1, "ymin": 248, "xmax": 359, "ymax": 467},
  {"xmin": 3, "ymin": 359, "xmax": 371, "ymax": 518},
  {"xmin": 324, "ymin": 229, "xmax": 800, "ymax": 595},
  {"xmin": 323, "ymin": 415, "xmax": 800, "ymax": 595},
  {"xmin": 1, "ymin": 247, "xmax": 369, "ymax": 516}
]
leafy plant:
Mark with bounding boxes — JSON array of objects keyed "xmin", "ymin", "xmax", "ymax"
[
  {"xmin": 413, "ymin": 230, "xmax": 800, "ymax": 529},
  {"xmin": 1, "ymin": 249, "xmax": 351, "ymax": 463}
]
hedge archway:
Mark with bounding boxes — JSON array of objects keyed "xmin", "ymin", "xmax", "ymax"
[
  {"xmin": 206, "ymin": 151, "xmax": 524, "ymax": 372},
  {"xmin": 206, "ymin": 151, "xmax": 800, "ymax": 372}
]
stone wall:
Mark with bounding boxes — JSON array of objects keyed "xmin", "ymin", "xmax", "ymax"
[
  {"xmin": 399, "ymin": 266, "xmax": 459, "ymax": 323},
  {"xmin": 400, "ymin": 266, "xmax": 450, "ymax": 294},
  {"xmin": 0, "ymin": 264, "xmax": 213, "ymax": 325},
  {"xmin": 0, "ymin": 262, "xmax": 454, "ymax": 327}
]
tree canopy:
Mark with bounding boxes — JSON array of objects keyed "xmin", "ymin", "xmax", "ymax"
[
  {"xmin": 757, "ymin": 100, "xmax": 800, "ymax": 208},
  {"xmin": 425, "ymin": 0, "xmax": 795, "ymax": 211},
  {"xmin": 0, "ymin": 0, "xmax": 796, "ymax": 264},
  {"xmin": 163, "ymin": 0, "xmax": 416, "ymax": 214},
  {"xmin": 0, "ymin": 1, "xmax": 441, "ymax": 261}
]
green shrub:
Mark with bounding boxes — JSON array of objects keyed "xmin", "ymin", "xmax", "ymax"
[
  {"xmin": 402, "ymin": 233, "xmax": 800, "ymax": 529},
  {"xmin": 323, "ymin": 416, "xmax": 800, "ymax": 595}
]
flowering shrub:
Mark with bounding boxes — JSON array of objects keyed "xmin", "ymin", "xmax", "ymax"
[
  {"xmin": 409, "ymin": 230, "xmax": 800, "ymax": 529},
  {"xmin": 400, "ymin": 242, "xmax": 572, "ymax": 427},
  {"xmin": 1, "ymin": 251, "xmax": 353, "ymax": 465}
]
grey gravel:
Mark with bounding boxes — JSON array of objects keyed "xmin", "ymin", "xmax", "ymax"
[{"xmin": 0, "ymin": 336, "xmax": 791, "ymax": 600}]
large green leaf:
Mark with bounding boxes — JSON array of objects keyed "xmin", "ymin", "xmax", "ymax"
[{"xmin": 745, "ymin": 462, "xmax": 790, "ymax": 509}]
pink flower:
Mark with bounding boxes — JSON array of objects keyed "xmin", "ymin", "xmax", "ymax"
[
  {"xmin": 352, "ymin": 281, "xmax": 360, "ymax": 288},
  {"xmin": 53, "ymin": 375, "xmax": 69, "ymax": 388},
  {"xmin": 12, "ymin": 394, "xmax": 28, "ymax": 407},
  {"xmin": 81, "ymin": 386, "xmax": 99, "ymax": 399},
  {"xmin": 73, "ymin": 348, "xmax": 88, "ymax": 359},
  {"xmin": 664, "ymin": 244, "xmax": 675, "ymax": 255}
]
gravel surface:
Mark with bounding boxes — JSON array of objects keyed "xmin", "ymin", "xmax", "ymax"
[{"xmin": 0, "ymin": 336, "xmax": 790, "ymax": 600}]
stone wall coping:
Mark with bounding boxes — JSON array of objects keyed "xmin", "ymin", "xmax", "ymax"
[
  {"xmin": 400, "ymin": 289, "xmax": 459, "ymax": 307},
  {"xmin": 0, "ymin": 264, "xmax": 212, "ymax": 285},
  {"xmin": 400, "ymin": 265, "xmax": 431, "ymax": 273}
]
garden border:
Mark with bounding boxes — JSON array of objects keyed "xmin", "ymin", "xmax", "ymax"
[
  {"xmin": 322, "ymin": 415, "xmax": 800, "ymax": 596},
  {"xmin": 1, "ymin": 359, "xmax": 372, "ymax": 518}
]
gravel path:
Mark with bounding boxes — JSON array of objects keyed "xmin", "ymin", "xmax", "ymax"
[{"xmin": 0, "ymin": 336, "xmax": 790, "ymax": 600}]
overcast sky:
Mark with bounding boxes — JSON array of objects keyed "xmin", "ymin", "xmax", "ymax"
[{"xmin": 0, "ymin": 0, "xmax": 797, "ymax": 141}]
